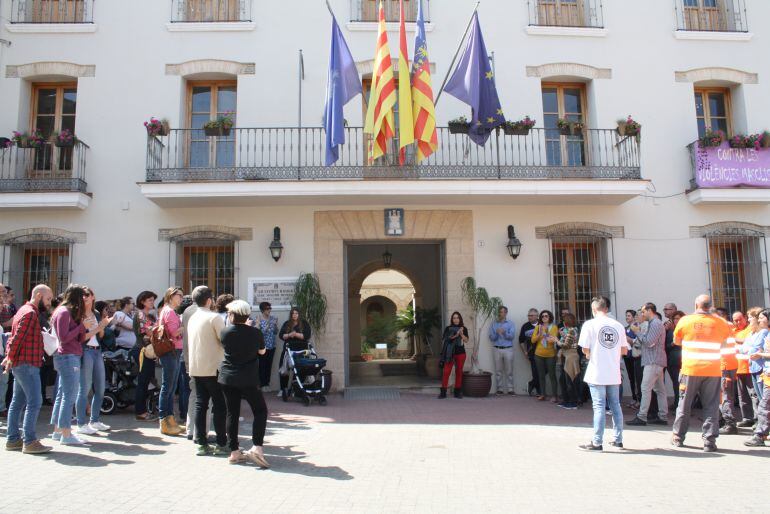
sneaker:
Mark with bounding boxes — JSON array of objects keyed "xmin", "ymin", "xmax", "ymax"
[
  {"xmin": 22, "ymin": 440, "xmax": 53, "ymax": 455},
  {"xmin": 5, "ymin": 440, "xmax": 23, "ymax": 451},
  {"xmin": 649, "ymin": 418, "xmax": 668, "ymax": 426},
  {"xmin": 495, "ymin": 390, "xmax": 503, "ymax": 396},
  {"xmin": 737, "ymin": 419, "xmax": 755, "ymax": 428},
  {"xmin": 609, "ymin": 441, "xmax": 624, "ymax": 449},
  {"xmin": 196, "ymin": 444, "xmax": 212, "ymax": 456},
  {"xmin": 719, "ymin": 425, "xmax": 737, "ymax": 435},
  {"xmin": 626, "ymin": 417, "xmax": 647, "ymax": 426},
  {"xmin": 89, "ymin": 422, "xmax": 111, "ymax": 432},
  {"xmin": 605, "ymin": 409, "xmax": 612, "ymax": 416},
  {"xmin": 60, "ymin": 435, "xmax": 87, "ymax": 446},
  {"xmin": 51, "ymin": 432, "xmax": 62, "ymax": 442},
  {"xmin": 276, "ymin": 391, "xmax": 283, "ymax": 398},
  {"xmin": 508, "ymin": 391, "xmax": 516, "ymax": 396},
  {"xmin": 578, "ymin": 442, "xmax": 603, "ymax": 452},
  {"xmin": 135, "ymin": 413, "xmax": 158, "ymax": 422},
  {"xmin": 557, "ymin": 402, "xmax": 568, "ymax": 409},
  {"xmin": 563, "ymin": 402, "xmax": 578, "ymax": 410},
  {"xmin": 213, "ymin": 445, "xmax": 230, "ymax": 456},
  {"xmin": 743, "ymin": 435, "xmax": 766, "ymax": 447},
  {"xmin": 703, "ymin": 443, "xmax": 718, "ymax": 453},
  {"xmin": 77, "ymin": 424, "xmax": 98, "ymax": 435},
  {"xmin": 671, "ymin": 435, "xmax": 684, "ymax": 447}
]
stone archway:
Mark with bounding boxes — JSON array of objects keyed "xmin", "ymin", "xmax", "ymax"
[{"xmin": 314, "ymin": 210, "xmax": 474, "ymax": 389}]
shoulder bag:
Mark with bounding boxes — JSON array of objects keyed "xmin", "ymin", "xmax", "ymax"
[{"xmin": 149, "ymin": 312, "xmax": 174, "ymax": 358}]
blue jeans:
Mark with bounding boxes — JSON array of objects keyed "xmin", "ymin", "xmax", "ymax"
[
  {"xmin": 0, "ymin": 368, "xmax": 9, "ymax": 411},
  {"xmin": 51, "ymin": 354, "xmax": 81, "ymax": 429},
  {"xmin": 6, "ymin": 365, "xmax": 42, "ymax": 444},
  {"xmin": 752, "ymin": 372, "xmax": 765, "ymax": 401},
  {"xmin": 589, "ymin": 384, "xmax": 623, "ymax": 446},
  {"xmin": 158, "ymin": 350, "xmax": 181, "ymax": 419},
  {"xmin": 177, "ymin": 360, "xmax": 191, "ymax": 418},
  {"xmin": 76, "ymin": 348, "xmax": 105, "ymax": 425}
]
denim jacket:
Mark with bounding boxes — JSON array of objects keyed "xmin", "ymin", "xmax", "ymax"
[{"xmin": 739, "ymin": 328, "xmax": 768, "ymax": 374}]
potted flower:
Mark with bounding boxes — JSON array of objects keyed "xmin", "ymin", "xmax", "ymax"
[
  {"xmin": 448, "ymin": 115, "xmax": 470, "ymax": 134},
  {"xmin": 361, "ymin": 341, "xmax": 374, "ymax": 362},
  {"xmin": 617, "ymin": 115, "xmax": 641, "ymax": 138},
  {"xmin": 762, "ymin": 131, "xmax": 770, "ymax": 148},
  {"xmin": 203, "ymin": 111, "xmax": 235, "ymax": 137},
  {"xmin": 557, "ymin": 118, "xmax": 584, "ymax": 136},
  {"xmin": 144, "ymin": 117, "xmax": 170, "ymax": 137},
  {"xmin": 54, "ymin": 129, "xmax": 78, "ymax": 148},
  {"xmin": 698, "ymin": 129, "xmax": 724, "ymax": 148},
  {"xmin": 460, "ymin": 277, "xmax": 503, "ymax": 398},
  {"xmin": 12, "ymin": 130, "xmax": 45, "ymax": 149},
  {"xmin": 728, "ymin": 133, "xmax": 762, "ymax": 150},
  {"xmin": 503, "ymin": 116, "xmax": 536, "ymax": 136},
  {"xmin": 0, "ymin": 137, "xmax": 12, "ymax": 149}
]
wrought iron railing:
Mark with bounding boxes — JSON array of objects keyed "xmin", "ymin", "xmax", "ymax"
[
  {"xmin": 350, "ymin": 0, "xmax": 429, "ymax": 22},
  {"xmin": 527, "ymin": 0, "xmax": 603, "ymax": 28},
  {"xmin": 675, "ymin": 0, "xmax": 748, "ymax": 32},
  {"xmin": 9, "ymin": 0, "xmax": 95, "ymax": 23},
  {"xmin": 170, "ymin": 0, "xmax": 252, "ymax": 22},
  {"xmin": 145, "ymin": 127, "xmax": 640, "ymax": 182},
  {"xmin": 0, "ymin": 140, "xmax": 88, "ymax": 192}
]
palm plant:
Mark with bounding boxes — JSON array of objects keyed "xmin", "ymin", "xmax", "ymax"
[
  {"xmin": 291, "ymin": 272, "xmax": 328, "ymax": 336},
  {"xmin": 460, "ymin": 277, "xmax": 502, "ymax": 374},
  {"xmin": 396, "ymin": 304, "xmax": 441, "ymax": 357}
]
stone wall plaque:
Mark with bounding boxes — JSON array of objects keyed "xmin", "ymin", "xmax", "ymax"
[{"xmin": 247, "ymin": 277, "xmax": 297, "ymax": 311}]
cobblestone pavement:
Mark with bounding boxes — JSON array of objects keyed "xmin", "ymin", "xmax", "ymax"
[{"xmin": 1, "ymin": 392, "xmax": 765, "ymax": 513}]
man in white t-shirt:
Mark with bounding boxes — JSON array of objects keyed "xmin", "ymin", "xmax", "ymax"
[{"xmin": 578, "ymin": 296, "xmax": 629, "ymax": 451}]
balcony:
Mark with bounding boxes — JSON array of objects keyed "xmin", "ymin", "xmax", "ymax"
[
  {"xmin": 141, "ymin": 127, "xmax": 646, "ymax": 207},
  {"xmin": 526, "ymin": 0, "xmax": 605, "ymax": 37},
  {"xmin": 0, "ymin": 140, "xmax": 90, "ymax": 209},
  {"xmin": 350, "ymin": 0, "xmax": 428, "ymax": 23},
  {"xmin": 686, "ymin": 140, "xmax": 770, "ymax": 205},
  {"xmin": 6, "ymin": 0, "xmax": 95, "ymax": 32},
  {"xmin": 674, "ymin": 0, "xmax": 751, "ymax": 40},
  {"xmin": 168, "ymin": 0, "xmax": 254, "ymax": 31}
]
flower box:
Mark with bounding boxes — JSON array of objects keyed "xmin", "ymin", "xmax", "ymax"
[
  {"xmin": 144, "ymin": 118, "xmax": 170, "ymax": 137},
  {"xmin": 504, "ymin": 126, "xmax": 531, "ymax": 136},
  {"xmin": 448, "ymin": 121, "xmax": 470, "ymax": 134},
  {"xmin": 204, "ymin": 126, "xmax": 232, "ymax": 137}
]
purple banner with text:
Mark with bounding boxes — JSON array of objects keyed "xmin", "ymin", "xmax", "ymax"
[{"xmin": 694, "ymin": 142, "xmax": 770, "ymax": 188}]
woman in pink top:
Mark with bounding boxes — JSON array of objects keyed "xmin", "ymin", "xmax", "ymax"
[{"xmin": 158, "ymin": 287, "xmax": 185, "ymax": 434}]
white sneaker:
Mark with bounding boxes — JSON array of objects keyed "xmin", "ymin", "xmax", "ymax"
[
  {"xmin": 77, "ymin": 424, "xmax": 98, "ymax": 435},
  {"xmin": 89, "ymin": 421, "xmax": 111, "ymax": 432}
]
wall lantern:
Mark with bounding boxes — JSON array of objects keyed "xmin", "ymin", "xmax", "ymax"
[
  {"xmin": 382, "ymin": 246, "xmax": 393, "ymax": 268},
  {"xmin": 269, "ymin": 227, "xmax": 284, "ymax": 262},
  {"xmin": 506, "ymin": 225, "xmax": 522, "ymax": 260}
]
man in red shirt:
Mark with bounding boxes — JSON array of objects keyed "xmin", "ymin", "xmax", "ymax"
[{"xmin": 2, "ymin": 285, "xmax": 54, "ymax": 454}]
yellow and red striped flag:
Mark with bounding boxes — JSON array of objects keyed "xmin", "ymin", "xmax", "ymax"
[
  {"xmin": 397, "ymin": 0, "xmax": 414, "ymax": 165},
  {"xmin": 364, "ymin": 0, "xmax": 397, "ymax": 163},
  {"xmin": 411, "ymin": 0, "xmax": 437, "ymax": 162}
]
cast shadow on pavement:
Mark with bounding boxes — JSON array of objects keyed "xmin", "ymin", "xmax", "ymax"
[
  {"xmin": 40, "ymin": 451, "xmax": 133, "ymax": 468},
  {"xmin": 262, "ymin": 444, "xmax": 353, "ymax": 480},
  {"xmin": 602, "ymin": 446, "xmax": 770, "ymax": 458},
  {"xmin": 85, "ymin": 440, "xmax": 166, "ymax": 457},
  {"xmin": 106, "ymin": 428, "xmax": 172, "ymax": 446}
]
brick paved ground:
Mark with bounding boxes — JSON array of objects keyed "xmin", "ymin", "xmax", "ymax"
[{"xmin": 1, "ymin": 392, "xmax": 766, "ymax": 513}]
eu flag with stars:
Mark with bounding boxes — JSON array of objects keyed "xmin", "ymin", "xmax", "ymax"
[
  {"xmin": 443, "ymin": 12, "xmax": 505, "ymax": 146},
  {"xmin": 323, "ymin": 14, "xmax": 362, "ymax": 166}
]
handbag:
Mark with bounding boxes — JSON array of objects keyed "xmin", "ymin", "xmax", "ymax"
[
  {"xmin": 149, "ymin": 315, "xmax": 174, "ymax": 358},
  {"xmin": 42, "ymin": 329, "xmax": 59, "ymax": 356}
]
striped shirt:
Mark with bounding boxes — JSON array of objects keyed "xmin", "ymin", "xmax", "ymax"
[{"xmin": 638, "ymin": 317, "xmax": 667, "ymax": 367}]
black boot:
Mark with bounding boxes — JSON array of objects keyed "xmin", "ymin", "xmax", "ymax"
[
  {"xmin": 454, "ymin": 388, "xmax": 463, "ymax": 399},
  {"xmin": 438, "ymin": 388, "xmax": 447, "ymax": 399}
]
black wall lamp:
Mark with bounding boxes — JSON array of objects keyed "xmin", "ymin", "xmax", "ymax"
[
  {"xmin": 506, "ymin": 225, "xmax": 522, "ymax": 260},
  {"xmin": 382, "ymin": 246, "xmax": 392, "ymax": 268},
  {"xmin": 269, "ymin": 227, "xmax": 284, "ymax": 262}
]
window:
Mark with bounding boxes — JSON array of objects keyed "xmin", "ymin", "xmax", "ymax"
[
  {"xmin": 31, "ymin": 83, "xmax": 77, "ymax": 175},
  {"xmin": 536, "ymin": 0, "xmax": 583, "ymax": 27},
  {"xmin": 358, "ymin": 0, "xmax": 419, "ymax": 22},
  {"xmin": 682, "ymin": 0, "xmax": 726, "ymax": 31},
  {"xmin": 179, "ymin": 242, "xmax": 235, "ymax": 298},
  {"xmin": 27, "ymin": 0, "xmax": 87, "ymax": 23},
  {"xmin": 542, "ymin": 84, "xmax": 586, "ymax": 167},
  {"xmin": 551, "ymin": 237, "xmax": 611, "ymax": 324},
  {"xmin": 694, "ymin": 88, "xmax": 731, "ymax": 138},
  {"xmin": 707, "ymin": 236, "xmax": 766, "ymax": 314},
  {"xmin": 179, "ymin": 0, "xmax": 242, "ymax": 22},
  {"xmin": 187, "ymin": 81, "xmax": 237, "ymax": 168},
  {"xmin": 1, "ymin": 241, "xmax": 72, "ymax": 297}
]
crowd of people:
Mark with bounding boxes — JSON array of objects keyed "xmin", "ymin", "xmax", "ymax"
[
  {"xmin": 0, "ymin": 281, "xmax": 317, "ymax": 467},
  {"xmin": 437, "ymin": 294, "xmax": 770, "ymax": 452}
]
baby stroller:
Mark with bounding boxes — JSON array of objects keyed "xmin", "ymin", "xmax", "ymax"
[
  {"xmin": 101, "ymin": 349, "xmax": 159, "ymax": 416},
  {"xmin": 280, "ymin": 341, "xmax": 331, "ymax": 406}
]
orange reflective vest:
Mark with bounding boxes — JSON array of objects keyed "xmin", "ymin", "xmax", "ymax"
[
  {"xmin": 735, "ymin": 326, "xmax": 752, "ymax": 375},
  {"xmin": 674, "ymin": 313, "xmax": 732, "ymax": 378},
  {"xmin": 721, "ymin": 324, "xmax": 738, "ymax": 371}
]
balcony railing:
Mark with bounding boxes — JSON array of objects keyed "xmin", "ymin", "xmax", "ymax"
[
  {"xmin": 0, "ymin": 140, "xmax": 88, "ymax": 193},
  {"xmin": 675, "ymin": 0, "xmax": 748, "ymax": 32},
  {"xmin": 9, "ymin": 0, "xmax": 94, "ymax": 23},
  {"xmin": 145, "ymin": 127, "xmax": 640, "ymax": 182},
  {"xmin": 350, "ymin": 0, "xmax": 429, "ymax": 23},
  {"xmin": 527, "ymin": 0, "xmax": 604, "ymax": 28},
  {"xmin": 170, "ymin": 0, "xmax": 252, "ymax": 23}
]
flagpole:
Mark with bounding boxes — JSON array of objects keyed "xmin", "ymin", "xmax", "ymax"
[
  {"xmin": 324, "ymin": 0, "xmax": 334, "ymax": 16},
  {"xmin": 298, "ymin": 49, "xmax": 304, "ymax": 180},
  {"xmin": 434, "ymin": 1, "xmax": 480, "ymax": 107}
]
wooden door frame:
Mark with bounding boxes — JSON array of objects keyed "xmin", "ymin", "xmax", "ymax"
[
  {"xmin": 694, "ymin": 86, "xmax": 732, "ymax": 137},
  {"xmin": 23, "ymin": 246, "xmax": 69, "ymax": 297},
  {"xmin": 182, "ymin": 243, "xmax": 235, "ymax": 297},
  {"xmin": 542, "ymin": 82, "xmax": 588, "ymax": 166},
  {"xmin": 185, "ymin": 80, "xmax": 237, "ymax": 168},
  {"xmin": 30, "ymin": 82, "xmax": 77, "ymax": 177},
  {"xmin": 552, "ymin": 240, "xmax": 599, "ymax": 317}
]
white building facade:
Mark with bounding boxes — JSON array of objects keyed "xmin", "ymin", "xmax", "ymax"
[{"xmin": 1, "ymin": 0, "xmax": 769, "ymax": 391}]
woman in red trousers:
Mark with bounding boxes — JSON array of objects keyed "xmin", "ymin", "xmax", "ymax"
[{"xmin": 439, "ymin": 312, "xmax": 469, "ymax": 399}]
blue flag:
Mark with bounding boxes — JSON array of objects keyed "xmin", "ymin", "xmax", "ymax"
[
  {"xmin": 443, "ymin": 12, "xmax": 505, "ymax": 146},
  {"xmin": 323, "ymin": 15, "xmax": 362, "ymax": 166}
]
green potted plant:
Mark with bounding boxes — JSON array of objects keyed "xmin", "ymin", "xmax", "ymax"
[
  {"xmin": 12, "ymin": 130, "xmax": 44, "ymax": 149},
  {"xmin": 503, "ymin": 116, "xmax": 535, "ymax": 136},
  {"xmin": 616, "ymin": 115, "xmax": 641, "ymax": 138},
  {"xmin": 291, "ymin": 272, "xmax": 328, "ymax": 337},
  {"xmin": 53, "ymin": 129, "xmax": 78, "ymax": 148},
  {"xmin": 728, "ymin": 133, "xmax": 762, "ymax": 150},
  {"xmin": 460, "ymin": 277, "xmax": 502, "ymax": 397},
  {"xmin": 361, "ymin": 340, "xmax": 374, "ymax": 362},
  {"xmin": 698, "ymin": 129, "xmax": 724, "ymax": 148},
  {"xmin": 144, "ymin": 117, "xmax": 170, "ymax": 137},
  {"xmin": 557, "ymin": 118, "xmax": 584, "ymax": 136},
  {"xmin": 361, "ymin": 312, "xmax": 398, "ymax": 360},
  {"xmin": 203, "ymin": 111, "xmax": 235, "ymax": 137},
  {"xmin": 448, "ymin": 115, "xmax": 470, "ymax": 134},
  {"xmin": 396, "ymin": 305, "xmax": 442, "ymax": 377}
]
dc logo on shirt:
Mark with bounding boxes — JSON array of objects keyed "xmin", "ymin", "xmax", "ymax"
[{"xmin": 598, "ymin": 326, "xmax": 619, "ymax": 349}]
